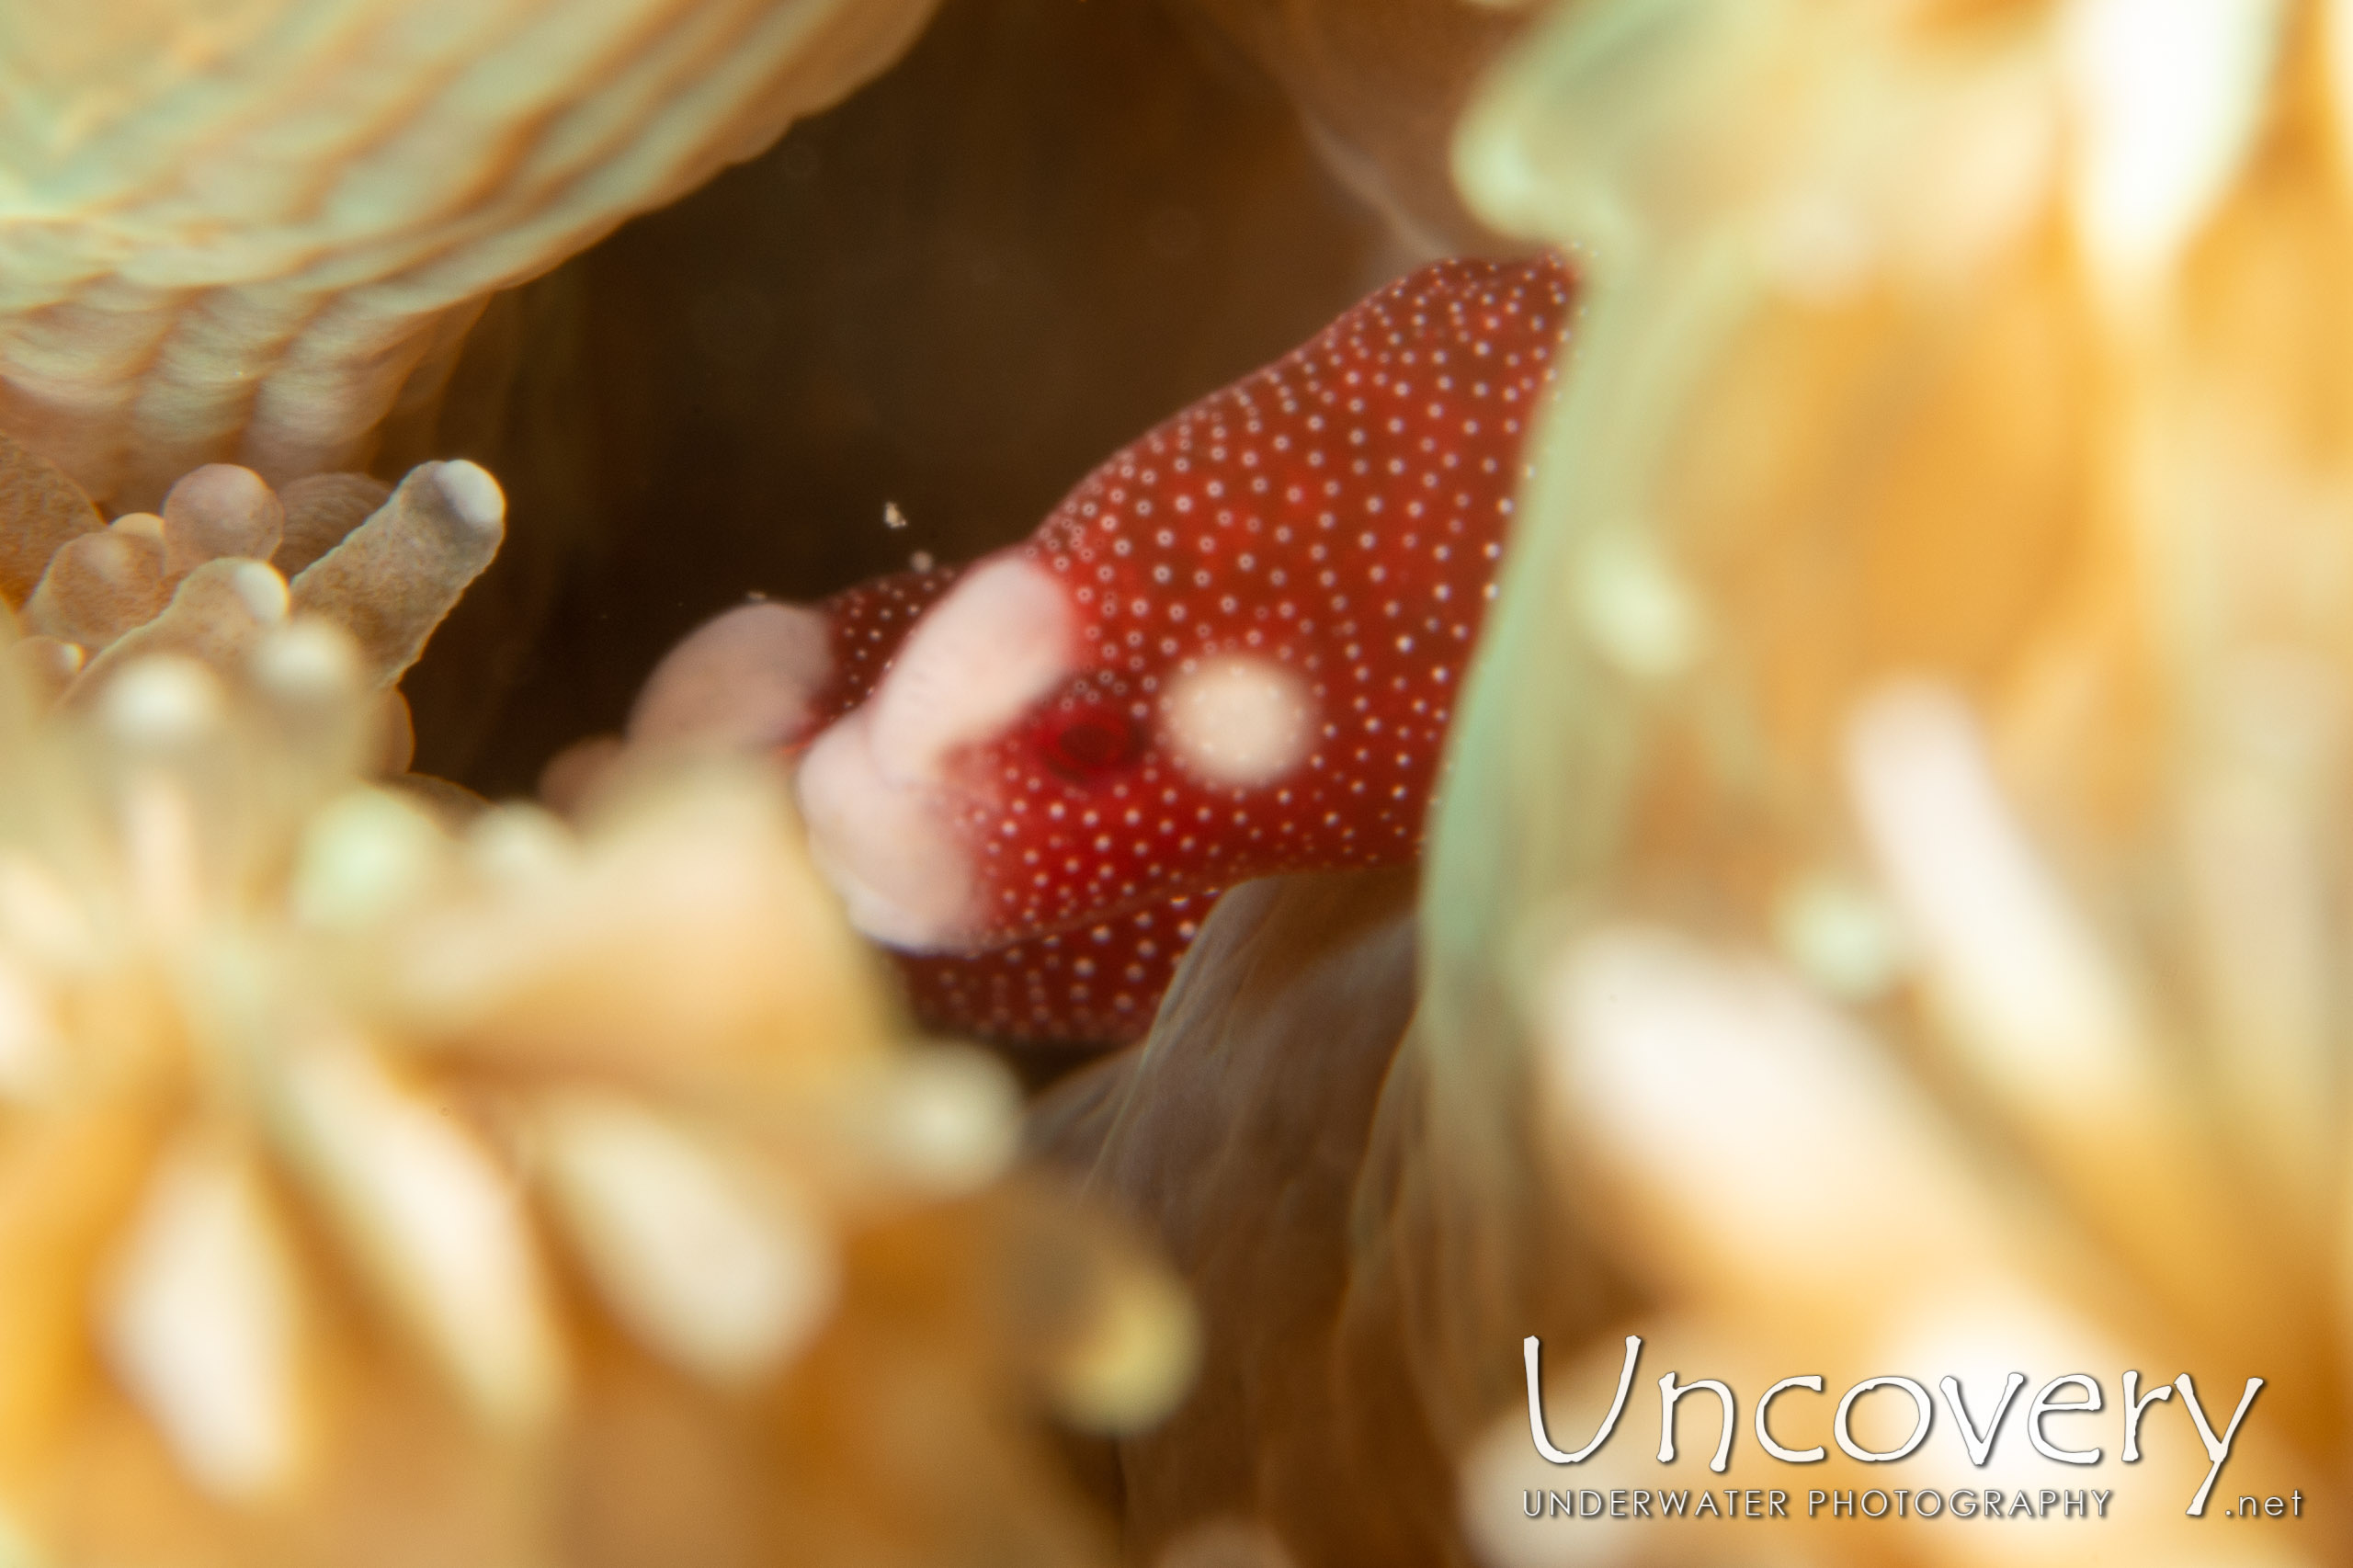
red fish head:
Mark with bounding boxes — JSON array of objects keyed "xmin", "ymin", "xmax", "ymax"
[{"xmin": 799, "ymin": 255, "xmax": 1573, "ymax": 953}]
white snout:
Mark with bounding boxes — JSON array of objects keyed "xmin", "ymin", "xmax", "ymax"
[
  {"xmin": 865, "ymin": 556, "xmax": 1076, "ymax": 772},
  {"xmin": 795, "ymin": 554, "xmax": 1075, "ymax": 950},
  {"xmin": 796, "ymin": 707, "xmax": 981, "ymax": 950}
]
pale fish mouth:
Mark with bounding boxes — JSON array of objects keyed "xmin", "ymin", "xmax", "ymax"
[
  {"xmin": 794, "ymin": 704, "xmax": 985, "ymax": 953},
  {"xmin": 794, "ymin": 554, "xmax": 1077, "ymax": 952}
]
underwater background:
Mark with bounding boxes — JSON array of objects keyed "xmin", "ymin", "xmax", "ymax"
[{"xmin": 3, "ymin": 0, "xmax": 2351, "ymax": 1563}]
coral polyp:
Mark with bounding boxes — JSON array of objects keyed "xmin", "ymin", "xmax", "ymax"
[{"xmin": 0, "ymin": 452, "xmax": 1191, "ymax": 1566}]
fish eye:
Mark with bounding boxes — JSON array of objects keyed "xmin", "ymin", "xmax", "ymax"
[{"xmin": 1031, "ymin": 703, "xmax": 1145, "ymax": 782}]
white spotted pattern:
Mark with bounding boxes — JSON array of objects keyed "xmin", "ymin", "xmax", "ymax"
[{"xmin": 795, "ymin": 256, "xmax": 1576, "ymax": 1041}]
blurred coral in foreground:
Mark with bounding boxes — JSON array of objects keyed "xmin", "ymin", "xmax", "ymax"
[
  {"xmin": 1429, "ymin": 0, "xmax": 2353, "ymax": 1562},
  {"xmin": 0, "ymin": 434, "xmax": 488, "ymax": 783},
  {"xmin": 0, "ymin": 0, "xmax": 939, "ymax": 509},
  {"xmin": 0, "ymin": 443, "xmax": 1189, "ymax": 1566}
]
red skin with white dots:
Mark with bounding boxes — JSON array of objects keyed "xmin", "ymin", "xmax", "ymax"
[
  {"xmin": 893, "ymin": 893, "xmax": 1207, "ymax": 1047},
  {"xmin": 788, "ymin": 255, "xmax": 1574, "ymax": 1042},
  {"xmin": 784, "ymin": 565, "xmax": 1200, "ymax": 1042},
  {"xmin": 802, "ymin": 561, "xmax": 965, "ymax": 720}
]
